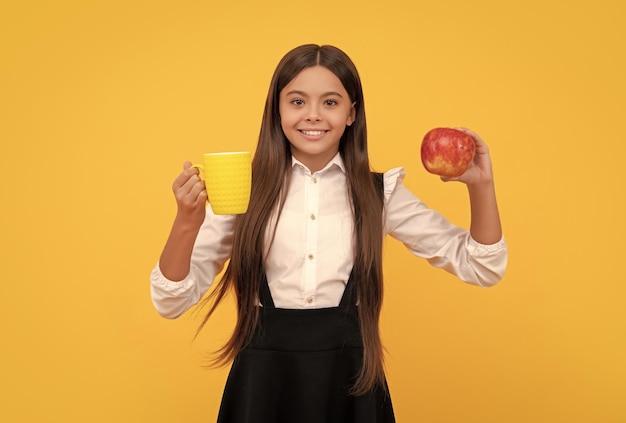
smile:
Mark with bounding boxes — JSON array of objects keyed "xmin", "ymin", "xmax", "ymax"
[{"xmin": 299, "ymin": 130, "xmax": 328, "ymax": 136}]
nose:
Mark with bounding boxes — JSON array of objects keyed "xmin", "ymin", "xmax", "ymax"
[{"xmin": 306, "ymin": 105, "xmax": 321, "ymax": 122}]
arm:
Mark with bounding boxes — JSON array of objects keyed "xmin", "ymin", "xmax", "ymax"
[
  {"xmin": 384, "ymin": 140, "xmax": 507, "ymax": 287},
  {"xmin": 440, "ymin": 128, "xmax": 502, "ymax": 245},
  {"xmin": 150, "ymin": 162, "xmax": 234, "ymax": 318},
  {"xmin": 159, "ymin": 161, "xmax": 208, "ymax": 281}
]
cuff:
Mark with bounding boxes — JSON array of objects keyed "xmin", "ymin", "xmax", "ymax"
[
  {"xmin": 467, "ymin": 236, "xmax": 507, "ymax": 254},
  {"xmin": 150, "ymin": 263, "xmax": 195, "ymax": 295}
]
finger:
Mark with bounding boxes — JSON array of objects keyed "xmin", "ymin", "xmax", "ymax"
[
  {"xmin": 173, "ymin": 166, "xmax": 200, "ymax": 191},
  {"xmin": 456, "ymin": 127, "xmax": 487, "ymax": 147},
  {"xmin": 195, "ymin": 187, "xmax": 208, "ymax": 205},
  {"xmin": 176, "ymin": 162, "xmax": 199, "ymax": 185},
  {"xmin": 176, "ymin": 186, "xmax": 205, "ymax": 211},
  {"xmin": 182, "ymin": 184, "xmax": 207, "ymax": 210},
  {"xmin": 178, "ymin": 174, "xmax": 203, "ymax": 197},
  {"xmin": 186, "ymin": 178, "xmax": 207, "ymax": 201},
  {"xmin": 183, "ymin": 162, "xmax": 199, "ymax": 177},
  {"xmin": 440, "ymin": 175, "xmax": 459, "ymax": 183}
]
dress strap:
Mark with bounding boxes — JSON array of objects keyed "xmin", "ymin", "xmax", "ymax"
[
  {"xmin": 259, "ymin": 274, "xmax": 275, "ymax": 308},
  {"xmin": 338, "ymin": 172, "xmax": 383, "ymax": 308},
  {"xmin": 338, "ymin": 271, "xmax": 357, "ymax": 307}
]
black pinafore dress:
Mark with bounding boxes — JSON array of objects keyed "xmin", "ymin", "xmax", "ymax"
[{"xmin": 216, "ymin": 272, "xmax": 396, "ymax": 423}]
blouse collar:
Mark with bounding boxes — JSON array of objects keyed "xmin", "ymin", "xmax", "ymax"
[{"xmin": 291, "ymin": 152, "xmax": 345, "ymax": 175}]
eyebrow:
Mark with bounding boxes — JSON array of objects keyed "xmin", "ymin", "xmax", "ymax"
[{"xmin": 285, "ymin": 90, "xmax": 344, "ymax": 98}]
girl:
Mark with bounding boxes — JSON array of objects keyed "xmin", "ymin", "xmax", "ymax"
[{"xmin": 151, "ymin": 44, "xmax": 507, "ymax": 423}]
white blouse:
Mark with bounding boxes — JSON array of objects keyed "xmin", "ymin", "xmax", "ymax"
[{"xmin": 150, "ymin": 153, "xmax": 507, "ymax": 318}]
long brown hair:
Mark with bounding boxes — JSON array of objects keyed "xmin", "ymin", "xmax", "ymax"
[{"xmin": 197, "ymin": 44, "xmax": 385, "ymax": 395}]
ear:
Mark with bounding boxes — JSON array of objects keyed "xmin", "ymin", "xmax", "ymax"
[{"xmin": 346, "ymin": 102, "xmax": 357, "ymax": 126}]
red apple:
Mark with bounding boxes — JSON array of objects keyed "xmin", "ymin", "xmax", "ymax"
[{"xmin": 421, "ymin": 128, "xmax": 475, "ymax": 177}]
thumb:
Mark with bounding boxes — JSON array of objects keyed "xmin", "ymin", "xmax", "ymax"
[{"xmin": 183, "ymin": 161, "xmax": 193, "ymax": 170}]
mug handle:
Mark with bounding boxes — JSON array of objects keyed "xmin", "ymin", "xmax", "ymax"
[{"xmin": 191, "ymin": 164, "xmax": 204, "ymax": 178}]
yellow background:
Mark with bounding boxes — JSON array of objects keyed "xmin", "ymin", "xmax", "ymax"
[{"xmin": 1, "ymin": 0, "xmax": 624, "ymax": 421}]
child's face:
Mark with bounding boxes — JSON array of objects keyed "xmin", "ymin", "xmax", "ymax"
[{"xmin": 279, "ymin": 66, "xmax": 355, "ymax": 172}]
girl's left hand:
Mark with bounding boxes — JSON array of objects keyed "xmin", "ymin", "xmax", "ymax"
[{"xmin": 440, "ymin": 128, "xmax": 494, "ymax": 185}]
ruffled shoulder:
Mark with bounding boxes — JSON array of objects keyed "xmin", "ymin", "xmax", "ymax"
[{"xmin": 382, "ymin": 167, "xmax": 406, "ymax": 200}]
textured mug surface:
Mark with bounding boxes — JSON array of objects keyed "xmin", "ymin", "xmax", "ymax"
[{"xmin": 195, "ymin": 152, "xmax": 251, "ymax": 214}]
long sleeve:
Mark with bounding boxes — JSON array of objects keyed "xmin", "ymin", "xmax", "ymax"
[
  {"xmin": 383, "ymin": 167, "xmax": 507, "ymax": 287},
  {"xmin": 150, "ymin": 209, "xmax": 236, "ymax": 318}
]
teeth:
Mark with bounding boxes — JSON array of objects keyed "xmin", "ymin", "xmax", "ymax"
[{"xmin": 301, "ymin": 130, "xmax": 325, "ymax": 136}]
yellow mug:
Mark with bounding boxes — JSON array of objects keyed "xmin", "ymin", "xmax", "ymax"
[{"xmin": 193, "ymin": 152, "xmax": 251, "ymax": 215}]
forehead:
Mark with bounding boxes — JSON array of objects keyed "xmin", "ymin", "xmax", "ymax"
[{"xmin": 281, "ymin": 66, "xmax": 348, "ymax": 96}]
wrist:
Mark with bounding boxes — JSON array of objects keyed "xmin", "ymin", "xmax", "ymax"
[
  {"xmin": 467, "ymin": 179, "xmax": 495, "ymax": 192},
  {"xmin": 173, "ymin": 212, "xmax": 204, "ymax": 233}
]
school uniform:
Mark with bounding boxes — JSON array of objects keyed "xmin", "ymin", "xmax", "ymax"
[{"xmin": 151, "ymin": 153, "xmax": 508, "ymax": 421}]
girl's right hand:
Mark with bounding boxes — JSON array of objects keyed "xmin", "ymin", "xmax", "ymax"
[{"xmin": 172, "ymin": 161, "xmax": 207, "ymax": 228}]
